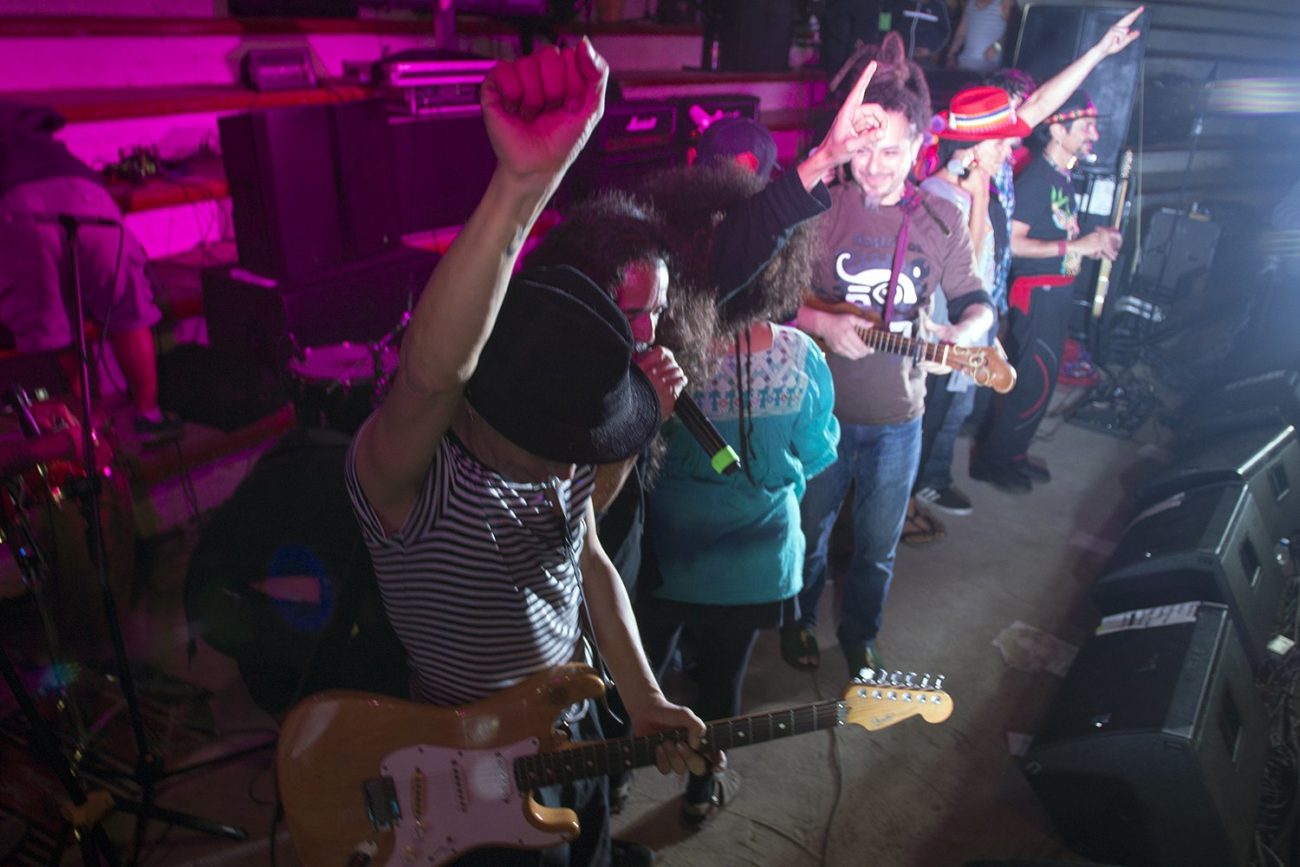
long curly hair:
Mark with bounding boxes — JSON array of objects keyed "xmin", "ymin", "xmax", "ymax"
[{"xmin": 639, "ymin": 161, "xmax": 821, "ymax": 484}]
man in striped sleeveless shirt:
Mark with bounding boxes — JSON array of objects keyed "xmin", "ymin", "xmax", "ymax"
[{"xmin": 345, "ymin": 41, "xmax": 706, "ymax": 867}]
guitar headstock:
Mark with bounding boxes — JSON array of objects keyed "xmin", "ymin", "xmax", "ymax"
[
  {"xmin": 841, "ymin": 669, "xmax": 952, "ymax": 730},
  {"xmin": 1119, "ymin": 149, "xmax": 1134, "ymax": 180}
]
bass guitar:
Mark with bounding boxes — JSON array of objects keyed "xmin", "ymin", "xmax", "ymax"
[
  {"xmin": 1091, "ymin": 149, "xmax": 1135, "ymax": 319},
  {"xmin": 804, "ymin": 297, "xmax": 1017, "ymax": 393},
  {"xmin": 277, "ymin": 663, "xmax": 952, "ymax": 867}
]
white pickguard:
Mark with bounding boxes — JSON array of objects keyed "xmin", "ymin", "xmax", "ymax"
[{"xmin": 379, "ymin": 737, "xmax": 560, "ymax": 865}]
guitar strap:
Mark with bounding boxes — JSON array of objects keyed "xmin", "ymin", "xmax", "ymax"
[{"xmin": 881, "ymin": 185, "xmax": 921, "ymax": 327}]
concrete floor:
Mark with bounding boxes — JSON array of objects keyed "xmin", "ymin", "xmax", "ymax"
[{"xmin": 3, "ymin": 385, "xmax": 1162, "ymax": 867}]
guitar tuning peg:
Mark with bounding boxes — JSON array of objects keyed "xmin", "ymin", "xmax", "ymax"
[
  {"xmin": 920, "ymin": 674, "xmax": 931, "ymax": 688},
  {"xmin": 934, "ymin": 674, "xmax": 945, "ymax": 690},
  {"xmin": 905, "ymin": 671, "xmax": 916, "ymax": 687},
  {"xmin": 862, "ymin": 668, "xmax": 877, "ymax": 683},
  {"xmin": 890, "ymin": 670, "xmax": 903, "ymax": 686}
]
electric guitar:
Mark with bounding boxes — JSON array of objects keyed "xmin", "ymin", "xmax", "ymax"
[
  {"xmin": 1091, "ymin": 149, "xmax": 1134, "ymax": 319},
  {"xmin": 804, "ymin": 297, "xmax": 1017, "ymax": 394},
  {"xmin": 276, "ymin": 663, "xmax": 952, "ymax": 867}
]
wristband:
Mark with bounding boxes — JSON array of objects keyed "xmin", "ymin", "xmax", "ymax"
[{"xmin": 1058, "ymin": 240, "xmax": 1068, "ymax": 257}]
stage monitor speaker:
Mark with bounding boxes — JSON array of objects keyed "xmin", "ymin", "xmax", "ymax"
[
  {"xmin": 1181, "ymin": 368, "xmax": 1300, "ymax": 440},
  {"xmin": 1135, "ymin": 423, "xmax": 1300, "ymax": 542},
  {"xmin": 330, "ymin": 98, "xmax": 400, "ymax": 261},
  {"xmin": 1023, "ymin": 603, "xmax": 1266, "ymax": 867},
  {"xmin": 202, "ymin": 245, "xmax": 436, "ymax": 384},
  {"xmin": 389, "ymin": 108, "xmax": 496, "ymax": 235},
  {"xmin": 219, "ymin": 104, "xmax": 346, "ymax": 281},
  {"xmin": 1093, "ymin": 481, "xmax": 1286, "ymax": 668},
  {"xmin": 1012, "ymin": 4, "xmax": 1148, "ymax": 173}
]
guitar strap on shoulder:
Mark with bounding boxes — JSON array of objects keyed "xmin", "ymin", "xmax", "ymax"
[{"xmin": 881, "ymin": 185, "xmax": 921, "ymax": 327}]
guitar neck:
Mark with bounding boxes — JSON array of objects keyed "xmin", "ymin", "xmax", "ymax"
[
  {"xmin": 853, "ymin": 323, "xmax": 951, "ymax": 365},
  {"xmin": 514, "ymin": 700, "xmax": 845, "ymax": 790}
]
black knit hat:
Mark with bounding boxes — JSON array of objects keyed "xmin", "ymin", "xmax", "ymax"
[{"xmin": 465, "ymin": 265, "xmax": 659, "ymax": 465}]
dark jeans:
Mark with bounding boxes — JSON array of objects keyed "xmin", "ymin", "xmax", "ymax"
[
  {"xmin": 975, "ymin": 285, "xmax": 1074, "ymax": 469},
  {"xmin": 638, "ymin": 597, "xmax": 761, "ymax": 725},
  {"xmin": 796, "ymin": 417, "xmax": 922, "ymax": 648},
  {"xmin": 452, "ymin": 705, "xmax": 611, "ymax": 867}
]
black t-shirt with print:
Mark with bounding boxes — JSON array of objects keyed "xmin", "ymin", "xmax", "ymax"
[{"xmin": 1011, "ymin": 155, "xmax": 1081, "ymax": 279}]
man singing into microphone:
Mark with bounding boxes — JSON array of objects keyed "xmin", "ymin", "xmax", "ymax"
[{"xmin": 0, "ymin": 101, "xmax": 183, "ymax": 445}]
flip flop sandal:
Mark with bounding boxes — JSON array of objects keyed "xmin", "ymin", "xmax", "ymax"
[
  {"xmin": 901, "ymin": 499, "xmax": 946, "ymax": 547},
  {"xmin": 779, "ymin": 626, "xmax": 820, "ymax": 671}
]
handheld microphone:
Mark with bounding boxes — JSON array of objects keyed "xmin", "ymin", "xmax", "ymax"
[{"xmin": 674, "ymin": 392, "xmax": 741, "ymax": 476}]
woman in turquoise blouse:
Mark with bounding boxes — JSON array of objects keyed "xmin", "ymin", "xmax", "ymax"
[{"xmin": 636, "ymin": 161, "xmax": 840, "ymax": 828}]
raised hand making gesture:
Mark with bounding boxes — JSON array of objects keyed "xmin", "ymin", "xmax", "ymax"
[{"xmin": 798, "ymin": 60, "xmax": 889, "ymax": 188}]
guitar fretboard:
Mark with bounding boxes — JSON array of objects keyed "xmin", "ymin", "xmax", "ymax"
[
  {"xmin": 513, "ymin": 700, "xmax": 845, "ymax": 789},
  {"xmin": 855, "ymin": 324, "xmax": 951, "ymax": 367}
]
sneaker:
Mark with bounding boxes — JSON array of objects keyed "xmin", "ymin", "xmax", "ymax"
[
  {"xmin": 914, "ymin": 485, "xmax": 973, "ymax": 516},
  {"xmin": 134, "ymin": 411, "xmax": 184, "ymax": 447},
  {"xmin": 970, "ymin": 460, "xmax": 1032, "ymax": 494},
  {"xmin": 609, "ymin": 771, "xmax": 632, "ymax": 815},
  {"xmin": 611, "ymin": 839, "xmax": 655, "ymax": 866},
  {"xmin": 681, "ymin": 769, "xmax": 740, "ymax": 829},
  {"xmin": 843, "ymin": 643, "xmax": 885, "ymax": 679},
  {"xmin": 1016, "ymin": 456, "xmax": 1051, "ymax": 483}
]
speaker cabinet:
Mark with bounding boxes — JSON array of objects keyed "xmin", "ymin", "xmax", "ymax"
[
  {"xmin": 1012, "ymin": 4, "xmax": 1148, "ymax": 173},
  {"xmin": 1137, "ymin": 209, "xmax": 1222, "ymax": 297},
  {"xmin": 1136, "ymin": 423, "xmax": 1300, "ymax": 542},
  {"xmin": 1182, "ymin": 369, "xmax": 1300, "ymax": 440},
  {"xmin": 1093, "ymin": 481, "xmax": 1285, "ymax": 668},
  {"xmin": 713, "ymin": 0, "xmax": 795, "ymax": 72},
  {"xmin": 219, "ymin": 104, "xmax": 346, "ymax": 280},
  {"xmin": 558, "ymin": 99, "xmax": 683, "ymax": 207},
  {"xmin": 389, "ymin": 108, "xmax": 496, "ymax": 235},
  {"xmin": 1023, "ymin": 603, "xmax": 1266, "ymax": 867},
  {"xmin": 330, "ymin": 99, "xmax": 400, "ymax": 261},
  {"xmin": 202, "ymin": 245, "xmax": 436, "ymax": 381}
]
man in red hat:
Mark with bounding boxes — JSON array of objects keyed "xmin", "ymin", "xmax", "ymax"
[
  {"xmin": 969, "ymin": 86, "xmax": 1124, "ymax": 494},
  {"xmin": 906, "ymin": 85, "xmax": 1029, "ymax": 529}
]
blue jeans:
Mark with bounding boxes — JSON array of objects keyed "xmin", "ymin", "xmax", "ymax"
[
  {"xmin": 796, "ymin": 417, "xmax": 922, "ymax": 649},
  {"xmin": 916, "ymin": 376, "xmax": 976, "ymax": 491}
]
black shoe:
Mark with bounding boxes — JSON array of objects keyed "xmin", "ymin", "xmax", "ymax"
[
  {"xmin": 914, "ymin": 484, "xmax": 973, "ymax": 516},
  {"xmin": 970, "ymin": 460, "xmax": 1033, "ymax": 494},
  {"xmin": 1016, "ymin": 456, "xmax": 1051, "ymax": 483},
  {"xmin": 843, "ymin": 642, "xmax": 885, "ymax": 679},
  {"xmin": 134, "ymin": 411, "xmax": 185, "ymax": 447},
  {"xmin": 681, "ymin": 769, "xmax": 740, "ymax": 829},
  {"xmin": 611, "ymin": 839, "xmax": 655, "ymax": 866}
]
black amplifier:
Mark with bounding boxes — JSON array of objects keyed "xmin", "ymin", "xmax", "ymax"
[
  {"xmin": 673, "ymin": 93, "xmax": 762, "ymax": 144},
  {"xmin": 590, "ymin": 99, "xmax": 680, "ymax": 152}
]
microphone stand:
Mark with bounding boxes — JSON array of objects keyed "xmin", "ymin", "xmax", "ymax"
[{"xmin": 50, "ymin": 214, "xmax": 247, "ymax": 862}]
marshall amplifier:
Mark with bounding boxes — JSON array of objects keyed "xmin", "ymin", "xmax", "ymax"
[
  {"xmin": 558, "ymin": 99, "xmax": 683, "ymax": 207},
  {"xmin": 1134, "ymin": 422, "xmax": 1300, "ymax": 542},
  {"xmin": 1092, "ymin": 481, "xmax": 1286, "ymax": 668},
  {"xmin": 674, "ymin": 93, "xmax": 762, "ymax": 145},
  {"xmin": 1023, "ymin": 603, "xmax": 1266, "ymax": 867}
]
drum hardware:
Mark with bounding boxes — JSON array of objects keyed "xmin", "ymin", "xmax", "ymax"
[
  {"xmin": 0, "ymin": 214, "xmax": 250, "ymax": 863},
  {"xmin": 287, "ymin": 310, "xmax": 410, "ymax": 435}
]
